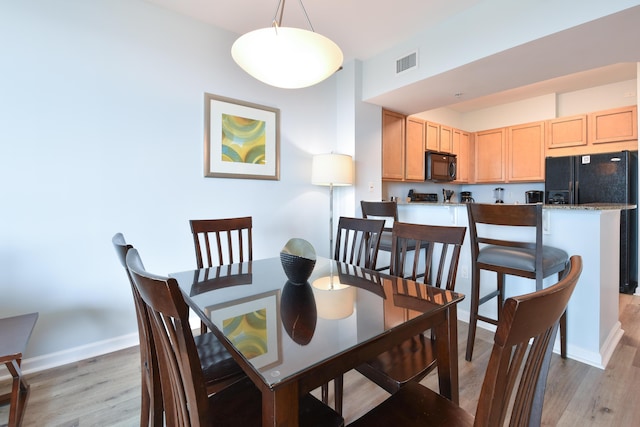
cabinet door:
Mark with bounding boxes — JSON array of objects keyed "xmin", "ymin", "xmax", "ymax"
[
  {"xmin": 453, "ymin": 129, "xmax": 471, "ymax": 183},
  {"xmin": 546, "ymin": 114, "xmax": 587, "ymax": 150},
  {"xmin": 589, "ymin": 105, "xmax": 638, "ymax": 144},
  {"xmin": 425, "ymin": 121, "xmax": 440, "ymax": 151},
  {"xmin": 382, "ymin": 110, "xmax": 405, "ymax": 180},
  {"xmin": 508, "ymin": 121, "xmax": 545, "ymax": 182},
  {"xmin": 405, "ymin": 117, "xmax": 425, "ymax": 181},
  {"xmin": 440, "ymin": 125, "xmax": 453, "ymax": 153},
  {"xmin": 475, "ymin": 128, "xmax": 506, "ymax": 183}
]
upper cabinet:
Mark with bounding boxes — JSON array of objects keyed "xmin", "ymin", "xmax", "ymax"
[
  {"xmin": 474, "ymin": 121, "xmax": 545, "ymax": 183},
  {"xmin": 425, "ymin": 121, "xmax": 454, "ymax": 153},
  {"xmin": 381, "ymin": 109, "xmax": 405, "ymax": 181},
  {"xmin": 405, "ymin": 117, "xmax": 426, "ymax": 181},
  {"xmin": 588, "ymin": 105, "xmax": 638, "ymax": 145},
  {"xmin": 475, "ymin": 128, "xmax": 507, "ymax": 183},
  {"xmin": 546, "ymin": 114, "xmax": 587, "ymax": 149},
  {"xmin": 507, "ymin": 121, "xmax": 545, "ymax": 182},
  {"xmin": 547, "ymin": 105, "xmax": 638, "ymax": 156},
  {"xmin": 453, "ymin": 129, "xmax": 472, "ymax": 183},
  {"xmin": 425, "ymin": 121, "xmax": 439, "ymax": 152}
]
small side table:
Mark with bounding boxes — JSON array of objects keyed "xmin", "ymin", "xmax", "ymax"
[{"xmin": 0, "ymin": 313, "xmax": 38, "ymax": 427}]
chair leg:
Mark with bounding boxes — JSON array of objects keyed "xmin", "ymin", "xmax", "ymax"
[
  {"xmin": 465, "ymin": 268, "xmax": 480, "ymax": 361},
  {"xmin": 321, "ymin": 383, "xmax": 329, "ymax": 405},
  {"xmin": 496, "ymin": 273, "xmax": 505, "ymax": 323},
  {"xmin": 560, "ymin": 309, "xmax": 567, "ymax": 359},
  {"xmin": 558, "ymin": 270, "xmax": 567, "ymax": 359},
  {"xmin": 334, "ymin": 375, "xmax": 343, "ymax": 415}
]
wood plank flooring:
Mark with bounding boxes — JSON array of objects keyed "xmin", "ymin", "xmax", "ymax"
[{"xmin": 2, "ymin": 294, "xmax": 639, "ymax": 426}]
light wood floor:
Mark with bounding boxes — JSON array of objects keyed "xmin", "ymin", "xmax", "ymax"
[{"xmin": 2, "ymin": 294, "xmax": 639, "ymax": 426}]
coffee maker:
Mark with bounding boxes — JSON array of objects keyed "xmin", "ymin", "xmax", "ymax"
[
  {"xmin": 460, "ymin": 191, "xmax": 474, "ymax": 203},
  {"xmin": 525, "ymin": 190, "xmax": 544, "ymax": 203},
  {"xmin": 493, "ymin": 187, "xmax": 504, "ymax": 203}
]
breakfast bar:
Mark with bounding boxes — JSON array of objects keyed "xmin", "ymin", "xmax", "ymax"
[{"xmin": 392, "ymin": 202, "xmax": 635, "ymax": 369}]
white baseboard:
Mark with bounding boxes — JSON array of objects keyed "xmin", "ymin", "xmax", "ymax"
[
  {"xmin": 0, "ymin": 333, "xmax": 139, "ymax": 381},
  {"xmin": 457, "ymin": 309, "xmax": 623, "ymax": 370}
]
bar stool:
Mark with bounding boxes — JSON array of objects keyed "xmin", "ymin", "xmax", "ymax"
[
  {"xmin": 0, "ymin": 312, "xmax": 38, "ymax": 427},
  {"xmin": 465, "ymin": 203, "xmax": 569, "ymax": 361},
  {"xmin": 360, "ymin": 200, "xmax": 397, "ymax": 271}
]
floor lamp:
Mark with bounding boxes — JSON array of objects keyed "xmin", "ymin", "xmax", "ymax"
[{"xmin": 311, "ymin": 153, "xmax": 354, "ymax": 259}]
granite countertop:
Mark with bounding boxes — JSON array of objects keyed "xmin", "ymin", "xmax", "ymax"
[{"xmin": 403, "ymin": 202, "xmax": 637, "ymax": 210}]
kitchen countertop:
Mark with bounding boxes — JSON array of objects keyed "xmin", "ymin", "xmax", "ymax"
[{"xmin": 404, "ymin": 202, "xmax": 636, "ymax": 210}]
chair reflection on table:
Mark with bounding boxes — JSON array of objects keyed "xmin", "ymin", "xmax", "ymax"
[{"xmin": 189, "ymin": 262, "xmax": 253, "ymax": 297}]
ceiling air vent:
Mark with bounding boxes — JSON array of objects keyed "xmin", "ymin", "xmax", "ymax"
[{"xmin": 396, "ymin": 51, "xmax": 418, "ymax": 75}]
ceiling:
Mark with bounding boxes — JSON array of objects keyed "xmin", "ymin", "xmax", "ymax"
[{"xmin": 146, "ymin": 0, "xmax": 639, "ymax": 114}]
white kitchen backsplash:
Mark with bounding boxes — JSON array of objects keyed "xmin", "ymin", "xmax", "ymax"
[{"xmin": 382, "ymin": 181, "xmax": 545, "ymax": 205}]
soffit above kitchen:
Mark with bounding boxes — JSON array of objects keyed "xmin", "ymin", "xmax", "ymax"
[{"xmin": 145, "ymin": 0, "xmax": 639, "ymax": 114}]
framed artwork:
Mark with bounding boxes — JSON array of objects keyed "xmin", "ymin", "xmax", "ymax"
[
  {"xmin": 204, "ymin": 93, "xmax": 280, "ymax": 180},
  {"xmin": 205, "ymin": 290, "xmax": 281, "ymax": 370}
]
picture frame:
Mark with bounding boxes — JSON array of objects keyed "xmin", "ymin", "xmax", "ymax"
[
  {"xmin": 205, "ymin": 290, "xmax": 282, "ymax": 370},
  {"xmin": 204, "ymin": 93, "xmax": 280, "ymax": 180}
]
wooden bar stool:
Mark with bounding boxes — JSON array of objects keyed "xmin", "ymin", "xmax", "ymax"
[
  {"xmin": 465, "ymin": 203, "xmax": 569, "ymax": 362},
  {"xmin": 0, "ymin": 312, "xmax": 38, "ymax": 427}
]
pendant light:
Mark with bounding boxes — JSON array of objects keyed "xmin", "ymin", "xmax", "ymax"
[{"xmin": 231, "ymin": 0, "xmax": 343, "ymax": 89}]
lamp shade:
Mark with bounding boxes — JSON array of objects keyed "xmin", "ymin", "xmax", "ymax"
[
  {"xmin": 311, "ymin": 153, "xmax": 353, "ymax": 186},
  {"xmin": 231, "ymin": 27, "xmax": 343, "ymax": 89}
]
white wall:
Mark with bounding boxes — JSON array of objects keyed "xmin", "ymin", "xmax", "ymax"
[{"xmin": 0, "ymin": 0, "xmax": 347, "ymax": 365}]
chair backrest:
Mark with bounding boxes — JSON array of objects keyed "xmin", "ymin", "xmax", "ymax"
[
  {"xmin": 389, "ymin": 222, "xmax": 466, "ymax": 290},
  {"xmin": 111, "ymin": 233, "xmax": 162, "ymax": 425},
  {"xmin": 126, "ymin": 248, "xmax": 210, "ymax": 426},
  {"xmin": 361, "ymin": 200, "xmax": 398, "ymax": 231},
  {"xmin": 474, "ymin": 255, "xmax": 581, "ymax": 426},
  {"xmin": 466, "ymin": 203, "xmax": 543, "ymax": 275},
  {"xmin": 334, "ymin": 217, "xmax": 385, "ymax": 269},
  {"xmin": 190, "ymin": 216, "xmax": 253, "ymax": 268}
]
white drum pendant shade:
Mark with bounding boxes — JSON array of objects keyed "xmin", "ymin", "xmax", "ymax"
[{"xmin": 232, "ymin": 26, "xmax": 343, "ymax": 89}]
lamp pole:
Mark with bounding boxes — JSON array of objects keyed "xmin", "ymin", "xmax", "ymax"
[{"xmin": 329, "ymin": 182, "xmax": 334, "ymax": 260}]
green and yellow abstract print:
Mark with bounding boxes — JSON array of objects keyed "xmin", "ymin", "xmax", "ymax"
[{"xmin": 221, "ymin": 114, "xmax": 266, "ymax": 164}]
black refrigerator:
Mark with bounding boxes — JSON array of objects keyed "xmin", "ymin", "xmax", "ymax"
[{"xmin": 545, "ymin": 150, "xmax": 638, "ymax": 294}]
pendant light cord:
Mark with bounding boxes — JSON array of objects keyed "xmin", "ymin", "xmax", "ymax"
[{"xmin": 272, "ymin": 0, "xmax": 315, "ymax": 32}]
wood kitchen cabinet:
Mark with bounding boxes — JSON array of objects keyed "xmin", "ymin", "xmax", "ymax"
[
  {"xmin": 508, "ymin": 121, "xmax": 545, "ymax": 182},
  {"xmin": 425, "ymin": 121, "xmax": 439, "ymax": 151},
  {"xmin": 405, "ymin": 116, "xmax": 426, "ymax": 181},
  {"xmin": 425, "ymin": 121, "xmax": 454, "ymax": 153},
  {"xmin": 440, "ymin": 125, "xmax": 453, "ymax": 153},
  {"xmin": 546, "ymin": 114, "xmax": 588, "ymax": 150},
  {"xmin": 453, "ymin": 128, "xmax": 472, "ymax": 183},
  {"xmin": 588, "ymin": 105, "xmax": 637, "ymax": 145},
  {"xmin": 382, "ymin": 109, "xmax": 405, "ymax": 180},
  {"xmin": 475, "ymin": 127, "xmax": 506, "ymax": 182}
]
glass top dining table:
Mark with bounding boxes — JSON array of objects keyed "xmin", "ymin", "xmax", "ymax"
[{"xmin": 170, "ymin": 256, "xmax": 464, "ymax": 426}]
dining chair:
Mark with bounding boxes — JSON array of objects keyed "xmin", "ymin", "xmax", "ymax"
[
  {"xmin": 190, "ymin": 216, "xmax": 252, "ymax": 333},
  {"xmin": 322, "ymin": 216, "xmax": 385, "ymax": 414},
  {"xmin": 112, "ymin": 233, "xmax": 245, "ymax": 426},
  {"xmin": 0, "ymin": 312, "xmax": 38, "ymax": 427},
  {"xmin": 333, "ymin": 216, "xmax": 385, "ymax": 269},
  {"xmin": 360, "ymin": 200, "xmax": 397, "ymax": 271},
  {"xmin": 348, "ymin": 255, "xmax": 582, "ymax": 427},
  {"xmin": 465, "ymin": 203, "xmax": 569, "ymax": 362},
  {"xmin": 125, "ymin": 248, "xmax": 344, "ymax": 427},
  {"xmin": 361, "ymin": 200, "xmax": 430, "ymax": 275},
  {"xmin": 354, "ymin": 222, "xmax": 466, "ymax": 396}
]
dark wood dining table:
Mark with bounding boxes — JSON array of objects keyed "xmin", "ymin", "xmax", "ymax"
[{"xmin": 170, "ymin": 257, "xmax": 464, "ymax": 426}]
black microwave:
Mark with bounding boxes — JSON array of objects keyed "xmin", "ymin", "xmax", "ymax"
[{"xmin": 425, "ymin": 151, "xmax": 457, "ymax": 181}]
